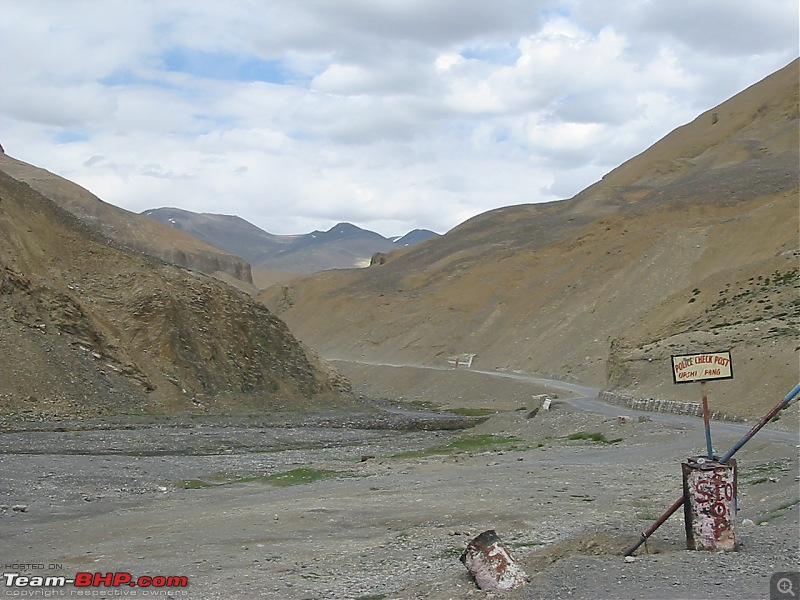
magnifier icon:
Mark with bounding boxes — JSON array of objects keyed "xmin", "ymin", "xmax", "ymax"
[{"xmin": 778, "ymin": 578, "xmax": 796, "ymax": 597}]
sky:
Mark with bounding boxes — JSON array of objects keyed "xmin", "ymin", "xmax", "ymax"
[{"xmin": 1, "ymin": 1, "xmax": 797, "ymax": 237}]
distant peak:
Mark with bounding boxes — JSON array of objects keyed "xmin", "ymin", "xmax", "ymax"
[
  {"xmin": 392, "ymin": 229, "xmax": 440, "ymax": 246},
  {"xmin": 328, "ymin": 222, "xmax": 361, "ymax": 233}
]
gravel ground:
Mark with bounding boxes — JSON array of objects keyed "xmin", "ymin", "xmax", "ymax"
[{"xmin": 1, "ymin": 365, "xmax": 798, "ymax": 600}]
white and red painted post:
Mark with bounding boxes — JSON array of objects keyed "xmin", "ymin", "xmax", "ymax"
[{"xmin": 682, "ymin": 457, "xmax": 738, "ymax": 551}]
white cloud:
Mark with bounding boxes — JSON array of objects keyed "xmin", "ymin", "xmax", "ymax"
[
  {"xmin": 0, "ymin": 0, "xmax": 796, "ymax": 237},
  {"xmin": 4, "ymin": 85, "xmax": 118, "ymax": 128}
]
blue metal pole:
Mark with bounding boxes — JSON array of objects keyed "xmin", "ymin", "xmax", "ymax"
[{"xmin": 701, "ymin": 381, "xmax": 713, "ymax": 459}]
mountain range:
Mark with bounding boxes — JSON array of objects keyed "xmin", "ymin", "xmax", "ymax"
[
  {"xmin": 0, "ymin": 153, "xmax": 254, "ymax": 286},
  {"xmin": 140, "ymin": 207, "xmax": 439, "ymax": 285},
  {"xmin": 0, "ymin": 59, "xmax": 796, "ymax": 421}
]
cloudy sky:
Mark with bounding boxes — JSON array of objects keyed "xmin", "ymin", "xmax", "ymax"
[{"xmin": 1, "ymin": 1, "xmax": 797, "ymax": 237}]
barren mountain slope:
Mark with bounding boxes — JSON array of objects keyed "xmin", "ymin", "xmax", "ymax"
[
  {"xmin": 261, "ymin": 60, "xmax": 799, "ymax": 418},
  {"xmin": 0, "ymin": 171, "xmax": 351, "ymax": 421},
  {"xmin": 0, "ymin": 153, "xmax": 254, "ymax": 285}
]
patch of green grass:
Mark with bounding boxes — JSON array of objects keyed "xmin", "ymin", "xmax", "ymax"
[
  {"xmin": 390, "ymin": 433, "xmax": 526, "ymax": 458},
  {"xmin": 262, "ymin": 468, "xmax": 338, "ymax": 487},
  {"xmin": 177, "ymin": 472, "xmax": 237, "ymax": 489},
  {"xmin": 410, "ymin": 400, "xmax": 439, "ymax": 409},
  {"xmin": 436, "ymin": 547, "xmax": 464, "ymax": 560},
  {"xmin": 766, "ymin": 325, "xmax": 800, "ymax": 340},
  {"xmin": 741, "ymin": 461, "xmax": 790, "ymax": 486},
  {"xmin": 746, "ymin": 477, "xmax": 770, "ymax": 485},
  {"xmin": 758, "ymin": 499, "xmax": 800, "ymax": 523},
  {"xmin": 775, "ymin": 499, "xmax": 800, "ymax": 512},
  {"xmin": 565, "ymin": 431, "xmax": 622, "ymax": 444},
  {"xmin": 177, "ymin": 468, "xmax": 339, "ymax": 490},
  {"xmin": 179, "ymin": 479, "xmax": 218, "ymax": 489},
  {"xmin": 744, "ymin": 461, "xmax": 789, "ymax": 476}
]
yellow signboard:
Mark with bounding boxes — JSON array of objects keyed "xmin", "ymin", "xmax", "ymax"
[{"xmin": 672, "ymin": 351, "xmax": 733, "ymax": 384}]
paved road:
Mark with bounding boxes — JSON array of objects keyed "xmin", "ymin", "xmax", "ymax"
[
  {"xmin": 335, "ymin": 359, "xmax": 799, "ymax": 446},
  {"xmin": 469, "ymin": 367, "xmax": 799, "ymax": 445}
]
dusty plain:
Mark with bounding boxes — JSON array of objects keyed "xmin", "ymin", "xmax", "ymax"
[{"xmin": 2, "ymin": 362, "xmax": 798, "ymax": 600}]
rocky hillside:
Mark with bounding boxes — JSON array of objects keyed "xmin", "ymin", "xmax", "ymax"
[
  {"xmin": 0, "ymin": 170, "xmax": 351, "ymax": 421},
  {"xmin": 0, "ymin": 153, "xmax": 254, "ymax": 287},
  {"xmin": 260, "ymin": 59, "xmax": 799, "ymax": 419}
]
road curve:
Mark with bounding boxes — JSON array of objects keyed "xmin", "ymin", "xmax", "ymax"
[{"xmin": 332, "ymin": 359, "xmax": 799, "ymax": 445}]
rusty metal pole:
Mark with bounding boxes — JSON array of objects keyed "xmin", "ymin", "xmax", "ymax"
[{"xmin": 623, "ymin": 382, "xmax": 800, "ymax": 556}]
